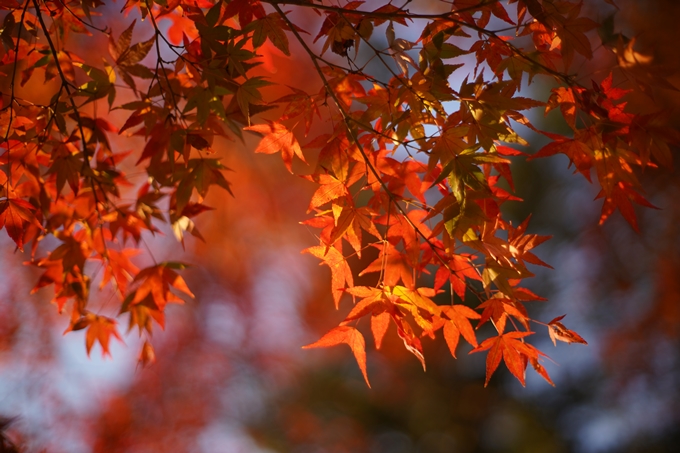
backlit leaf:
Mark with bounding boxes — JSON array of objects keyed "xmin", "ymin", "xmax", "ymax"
[{"xmin": 303, "ymin": 326, "xmax": 370, "ymax": 387}]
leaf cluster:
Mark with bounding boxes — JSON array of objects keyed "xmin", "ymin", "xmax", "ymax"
[{"xmin": 0, "ymin": 0, "xmax": 675, "ymax": 385}]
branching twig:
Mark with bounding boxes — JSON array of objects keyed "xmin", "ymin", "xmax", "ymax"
[
  {"xmin": 271, "ymin": 2, "xmax": 461, "ymax": 281},
  {"xmin": 2, "ymin": 0, "xmax": 32, "ymax": 194}
]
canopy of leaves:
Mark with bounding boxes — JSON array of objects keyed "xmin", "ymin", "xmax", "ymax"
[{"xmin": 0, "ymin": 0, "xmax": 677, "ymax": 394}]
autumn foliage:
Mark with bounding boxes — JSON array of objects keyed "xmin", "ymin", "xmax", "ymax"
[{"xmin": 0, "ymin": 0, "xmax": 676, "ymax": 391}]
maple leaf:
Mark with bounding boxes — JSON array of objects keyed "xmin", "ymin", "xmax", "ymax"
[
  {"xmin": 325, "ymin": 70, "xmax": 366, "ymax": 108},
  {"xmin": 612, "ymin": 37, "xmax": 678, "ymax": 94},
  {"xmin": 343, "ymin": 286, "xmax": 386, "ymax": 321},
  {"xmin": 157, "ymin": 10, "xmax": 199, "ymax": 46},
  {"xmin": 276, "ymin": 88, "xmax": 321, "ymax": 136},
  {"xmin": 30, "ymin": 257, "xmax": 90, "ymax": 313},
  {"xmin": 549, "ymin": 2, "xmax": 598, "ymax": 68},
  {"xmin": 0, "ymin": 198, "xmax": 41, "ymax": 251},
  {"xmin": 138, "ymin": 340, "xmax": 156, "ymax": 368},
  {"xmin": 303, "ymin": 326, "xmax": 370, "ymax": 387},
  {"xmin": 123, "ymin": 298, "xmax": 166, "ymax": 334},
  {"xmin": 477, "ymin": 81, "xmax": 545, "ymax": 113},
  {"xmin": 385, "ymin": 210, "xmax": 430, "ymax": 267},
  {"xmin": 117, "ymin": 33, "xmax": 155, "ymax": 68},
  {"xmin": 546, "ymin": 86, "xmax": 579, "ymax": 129},
  {"xmin": 360, "ymin": 243, "xmax": 414, "ymax": 288},
  {"xmin": 596, "ymin": 181, "xmax": 657, "ymax": 232},
  {"xmin": 174, "ymin": 158, "xmax": 233, "ymax": 216},
  {"xmin": 548, "ymin": 315, "xmax": 588, "ymax": 346},
  {"xmin": 389, "ymin": 285, "xmax": 441, "ymax": 319},
  {"xmin": 236, "ymin": 78, "xmax": 274, "ymax": 122},
  {"xmin": 46, "ymin": 150, "xmax": 83, "ymax": 195},
  {"xmin": 531, "ymin": 130, "xmax": 595, "ymax": 181},
  {"xmin": 99, "ymin": 249, "xmax": 140, "ymax": 296},
  {"xmin": 108, "ymin": 20, "xmax": 135, "ymax": 62},
  {"xmin": 248, "ymin": 13, "xmax": 291, "ymax": 56},
  {"xmin": 313, "ymin": 1, "xmax": 364, "ymax": 56},
  {"xmin": 3, "ymin": 0, "xmax": 677, "ymax": 389},
  {"xmin": 371, "ymin": 312, "xmax": 391, "ymax": 350},
  {"xmin": 388, "ymin": 33, "xmax": 418, "ymax": 76},
  {"xmin": 303, "ymin": 245, "xmax": 353, "ymax": 308},
  {"xmin": 73, "ymin": 62, "xmax": 116, "ymax": 105},
  {"xmin": 87, "ymin": 316, "xmax": 123, "ymax": 357},
  {"xmin": 305, "ymin": 174, "xmax": 349, "ymax": 212},
  {"xmin": 128, "ymin": 262, "xmax": 195, "ymax": 311},
  {"xmin": 528, "ymin": 354, "xmax": 555, "ymax": 387},
  {"xmin": 329, "ymin": 204, "xmax": 362, "ymax": 255},
  {"xmin": 434, "ymin": 253, "xmax": 482, "ymax": 299},
  {"xmin": 313, "ymin": 133, "xmax": 352, "ymax": 181},
  {"xmin": 222, "ymin": 0, "xmax": 266, "ymax": 27},
  {"xmin": 506, "ymin": 215, "xmax": 553, "ymax": 268},
  {"xmin": 629, "ymin": 112, "xmax": 678, "ymax": 168},
  {"xmin": 477, "ymin": 295, "xmax": 528, "ymax": 334},
  {"xmin": 245, "ymin": 121, "xmax": 306, "ymax": 173},
  {"xmin": 342, "ymin": 286, "xmax": 394, "ymax": 349},
  {"xmin": 44, "ymin": 50, "xmax": 78, "ymax": 84},
  {"xmin": 470, "ymin": 331, "xmax": 536, "ymax": 387},
  {"xmin": 70, "ymin": 314, "xmax": 124, "ymax": 358},
  {"xmin": 441, "ymin": 305, "xmax": 480, "ymax": 357}
]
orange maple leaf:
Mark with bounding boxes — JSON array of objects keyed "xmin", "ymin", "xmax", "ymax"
[
  {"xmin": 360, "ymin": 243, "xmax": 414, "ymax": 288},
  {"xmin": 303, "ymin": 326, "xmax": 370, "ymax": 387},
  {"xmin": 157, "ymin": 11, "xmax": 199, "ymax": 46},
  {"xmin": 129, "ymin": 262, "xmax": 195, "ymax": 311},
  {"xmin": 303, "ymin": 245, "xmax": 353, "ymax": 308},
  {"xmin": 441, "ymin": 304, "xmax": 480, "ymax": 357},
  {"xmin": 371, "ymin": 312, "xmax": 391, "ymax": 350},
  {"xmin": 434, "ymin": 253, "xmax": 482, "ymax": 298},
  {"xmin": 477, "ymin": 295, "xmax": 528, "ymax": 334},
  {"xmin": 471, "ymin": 331, "xmax": 535, "ymax": 387},
  {"xmin": 343, "ymin": 286, "xmax": 388, "ymax": 322},
  {"xmin": 245, "ymin": 121, "xmax": 306, "ymax": 173},
  {"xmin": 305, "ymin": 174, "xmax": 348, "ymax": 211},
  {"xmin": 68, "ymin": 314, "xmax": 124, "ymax": 358},
  {"xmin": 99, "ymin": 249, "xmax": 140, "ymax": 296},
  {"xmin": 343, "ymin": 286, "xmax": 394, "ymax": 349},
  {"xmin": 86, "ymin": 315, "xmax": 123, "ymax": 358}
]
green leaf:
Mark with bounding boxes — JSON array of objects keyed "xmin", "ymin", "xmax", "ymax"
[
  {"xmin": 118, "ymin": 36, "xmax": 155, "ymax": 67},
  {"xmin": 250, "ymin": 14, "xmax": 290, "ymax": 56}
]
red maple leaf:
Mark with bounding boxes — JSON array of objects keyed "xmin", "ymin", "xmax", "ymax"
[
  {"xmin": 0, "ymin": 198, "xmax": 40, "ymax": 251},
  {"xmin": 222, "ymin": 0, "xmax": 266, "ymax": 27}
]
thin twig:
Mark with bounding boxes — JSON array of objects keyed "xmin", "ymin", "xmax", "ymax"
[
  {"xmin": 271, "ymin": 2, "xmax": 460, "ymax": 281},
  {"xmin": 2, "ymin": 0, "xmax": 32, "ymax": 194}
]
